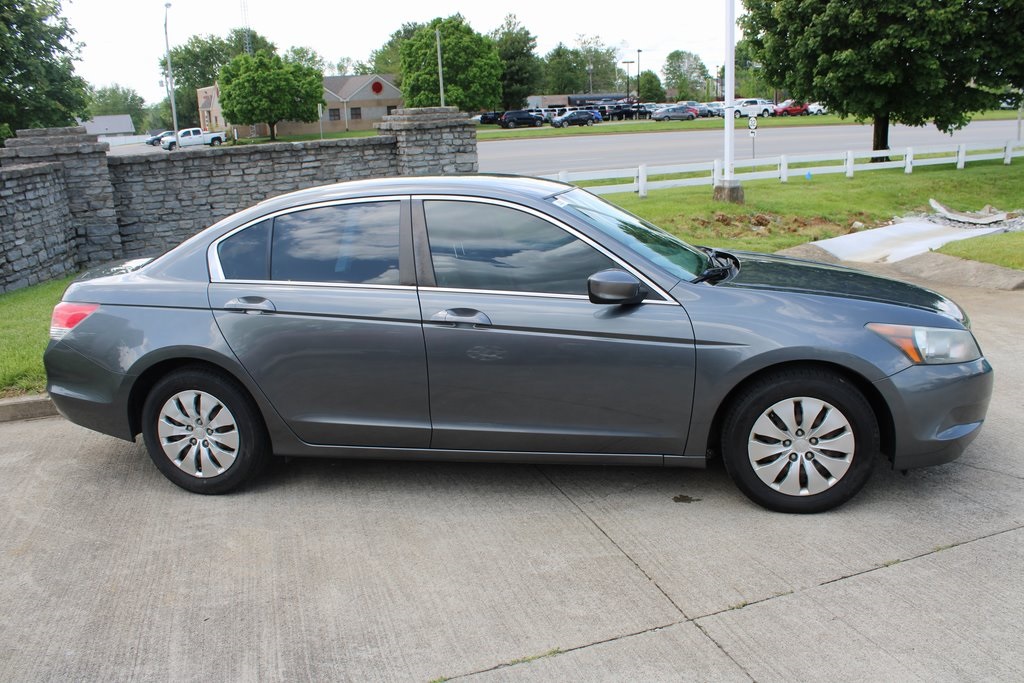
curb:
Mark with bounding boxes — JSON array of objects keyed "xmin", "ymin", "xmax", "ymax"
[{"xmin": 0, "ymin": 394, "xmax": 58, "ymax": 423}]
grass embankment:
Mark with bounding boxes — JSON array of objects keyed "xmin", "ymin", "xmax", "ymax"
[
  {"xmin": 1, "ymin": 161, "xmax": 1021, "ymax": 396},
  {"xmin": 0, "ymin": 275, "xmax": 76, "ymax": 396}
]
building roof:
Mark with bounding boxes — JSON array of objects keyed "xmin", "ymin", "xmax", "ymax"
[
  {"xmin": 323, "ymin": 74, "xmax": 400, "ymax": 101},
  {"xmin": 78, "ymin": 114, "xmax": 135, "ymax": 135}
]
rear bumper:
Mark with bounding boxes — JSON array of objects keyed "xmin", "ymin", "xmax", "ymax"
[
  {"xmin": 44, "ymin": 342, "xmax": 134, "ymax": 441},
  {"xmin": 876, "ymin": 357, "xmax": 993, "ymax": 470}
]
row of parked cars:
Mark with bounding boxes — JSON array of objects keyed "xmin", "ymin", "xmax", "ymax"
[{"xmin": 475, "ymin": 98, "xmax": 831, "ymax": 129}]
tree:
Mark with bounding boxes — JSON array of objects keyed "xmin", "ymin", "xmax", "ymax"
[
  {"xmin": 400, "ymin": 15, "xmax": 502, "ymax": 111},
  {"xmin": 219, "ymin": 50, "xmax": 323, "ymax": 140},
  {"xmin": 491, "ymin": 15, "xmax": 542, "ymax": 110},
  {"xmin": 282, "ymin": 46, "xmax": 327, "ymax": 72},
  {"xmin": 364, "ymin": 22, "xmax": 424, "ymax": 85},
  {"xmin": 542, "ymin": 44, "xmax": 585, "ymax": 94},
  {"xmin": 160, "ymin": 28, "xmax": 275, "ymax": 127},
  {"xmin": 637, "ymin": 71, "xmax": 666, "ymax": 103},
  {"xmin": 88, "ymin": 84, "xmax": 146, "ymax": 132},
  {"xmin": 574, "ymin": 35, "xmax": 619, "ymax": 93},
  {"xmin": 662, "ymin": 50, "xmax": 710, "ymax": 100},
  {"xmin": 0, "ymin": 0, "xmax": 89, "ymax": 141},
  {"xmin": 741, "ymin": 0, "xmax": 1024, "ymax": 151}
]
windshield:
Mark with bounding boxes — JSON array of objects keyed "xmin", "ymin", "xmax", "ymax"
[{"xmin": 551, "ymin": 188, "xmax": 709, "ymax": 280}]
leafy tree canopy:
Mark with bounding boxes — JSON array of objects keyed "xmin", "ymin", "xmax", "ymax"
[
  {"xmin": 88, "ymin": 84, "xmax": 145, "ymax": 132},
  {"xmin": 637, "ymin": 71, "xmax": 666, "ymax": 103},
  {"xmin": 363, "ymin": 23, "xmax": 424, "ymax": 84},
  {"xmin": 0, "ymin": 0, "xmax": 89, "ymax": 141},
  {"xmin": 400, "ymin": 15, "xmax": 502, "ymax": 111},
  {"xmin": 540, "ymin": 36, "xmax": 619, "ymax": 95},
  {"xmin": 663, "ymin": 50, "xmax": 710, "ymax": 100},
  {"xmin": 160, "ymin": 28, "xmax": 275, "ymax": 127},
  {"xmin": 491, "ymin": 14, "xmax": 541, "ymax": 110},
  {"xmin": 219, "ymin": 50, "xmax": 323, "ymax": 140},
  {"xmin": 741, "ymin": 0, "xmax": 1024, "ymax": 150}
]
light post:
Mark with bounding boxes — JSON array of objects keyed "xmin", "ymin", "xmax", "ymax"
[
  {"xmin": 621, "ymin": 60, "xmax": 634, "ymax": 101},
  {"xmin": 636, "ymin": 49, "xmax": 642, "ymax": 101},
  {"xmin": 587, "ymin": 63, "xmax": 593, "ymax": 93},
  {"xmin": 163, "ymin": 3, "xmax": 180, "ymax": 149}
]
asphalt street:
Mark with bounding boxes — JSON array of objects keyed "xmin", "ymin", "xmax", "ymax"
[{"xmin": 1, "ymin": 273, "xmax": 1022, "ymax": 681}]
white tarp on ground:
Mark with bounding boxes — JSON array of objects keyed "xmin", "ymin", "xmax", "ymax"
[{"xmin": 813, "ymin": 221, "xmax": 1005, "ymax": 263}]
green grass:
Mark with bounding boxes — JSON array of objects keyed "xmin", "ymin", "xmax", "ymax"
[
  {"xmin": 937, "ymin": 231, "xmax": 1024, "ymax": 270},
  {"xmin": 0, "ymin": 275, "xmax": 75, "ymax": 396},
  {"xmin": 611, "ymin": 160, "xmax": 1024, "ymax": 253}
]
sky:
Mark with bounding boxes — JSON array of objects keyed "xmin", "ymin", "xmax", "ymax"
[{"xmin": 61, "ymin": 0, "xmax": 744, "ymax": 104}]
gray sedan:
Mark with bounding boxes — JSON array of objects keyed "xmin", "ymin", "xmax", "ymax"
[{"xmin": 44, "ymin": 176, "xmax": 993, "ymax": 512}]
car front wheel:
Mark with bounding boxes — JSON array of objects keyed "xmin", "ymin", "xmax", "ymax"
[
  {"xmin": 720, "ymin": 369, "xmax": 878, "ymax": 513},
  {"xmin": 141, "ymin": 367, "xmax": 269, "ymax": 494}
]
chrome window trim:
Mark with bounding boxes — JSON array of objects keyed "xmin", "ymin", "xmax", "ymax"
[
  {"xmin": 207, "ymin": 197, "xmax": 405, "ymax": 283},
  {"xmin": 424, "ymin": 286, "xmax": 677, "ymax": 305},
  {"xmin": 415, "ymin": 194, "xmax": 676, "ymax": 303}
]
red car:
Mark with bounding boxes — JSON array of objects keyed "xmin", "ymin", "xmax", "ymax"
[{"xmin": 773, "ymin": 100, "xmax": 809, "ymax": 116}]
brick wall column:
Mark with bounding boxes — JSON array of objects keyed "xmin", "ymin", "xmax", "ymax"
[
  {"xmin": 0, "ymin": 127, "xmax": 122, "ymax": 266},
  {"xmin": 376, "ymin": 107, "xmax": 477, "ymax": 176}
]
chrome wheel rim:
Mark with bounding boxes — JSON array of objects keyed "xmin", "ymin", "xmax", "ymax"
[
  {"xmin": 747, "ymin": 397, "xmax": 855, "ymax": 496},
  {"xmin": 157, "ymin": 390, "xmax": 239, "ymax": 478}
]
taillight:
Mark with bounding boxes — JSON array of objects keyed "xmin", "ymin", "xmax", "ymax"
[{"xmin": 50, "ymin": 302, "xmax": 99, "ymax": 340}]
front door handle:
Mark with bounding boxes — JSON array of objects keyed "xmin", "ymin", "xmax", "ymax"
[
  {"xmin": 223, "ymin": 296, "xmax": 276, "ymax": 314},
  {"xmin": 430, "ymin": 308, "xmax": 492, "ymax": 326}
]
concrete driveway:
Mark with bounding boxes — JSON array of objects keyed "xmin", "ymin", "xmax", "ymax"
[{"xmin": 1, "ymin": 277, "xmax": 1021, "ymax": 681}]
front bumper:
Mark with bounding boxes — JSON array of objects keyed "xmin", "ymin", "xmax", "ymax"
[{"xmin": 875, "ymin": 357, "xmax": 994, "ymax": 470}]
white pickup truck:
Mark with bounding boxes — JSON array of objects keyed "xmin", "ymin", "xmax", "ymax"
[{"xmin": 162, "ymin": 128, "xmax": 227, "ymax": 150}]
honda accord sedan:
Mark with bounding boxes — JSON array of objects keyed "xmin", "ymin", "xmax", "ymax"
[{"xmin": 44, "ymin": 175, "xmax": 993, "ymax": 512}]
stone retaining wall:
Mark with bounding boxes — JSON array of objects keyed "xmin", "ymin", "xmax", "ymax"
[
  {"xmin": 0, "ymin": 107, "xmax": 476, "ymax": 292},
  {"xmin": 0, "ymin": 163, "xmax": 76, "ymax": 293}
]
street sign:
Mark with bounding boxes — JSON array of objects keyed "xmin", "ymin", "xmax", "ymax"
[{"xmin": 748, "ymin": 116, "xmax": 758, "ymax": 131}]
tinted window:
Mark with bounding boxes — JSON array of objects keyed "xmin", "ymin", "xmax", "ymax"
[
  {"xmin": 219, "ymin": 219, "xmax": 270, "ymax": 280},
  {"xmin": 270, "ymin": 202, "xmax": 400, "ymax": 284},
  {"xmin": 424, "ymin": 200, "xmax": 616, "ymax": 295}
]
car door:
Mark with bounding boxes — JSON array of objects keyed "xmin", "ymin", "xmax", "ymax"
[
  {"xmin": 414, "ymin": 196, "xmax": 696, "ymax": 457},
  {"xmin": 208, "ymin": 197, "xmax": 431, "ymax": 448}
]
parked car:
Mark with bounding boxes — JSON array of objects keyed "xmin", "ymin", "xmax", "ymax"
[
  {"xmin": 704, "ymin": 102, "xmax": 725, "ymax": 117},
  {"xmin": 733, "ymin": 98, "xmax": 774, "ymax": 118},
  {"xmin": 477, "ymin": 111, "xmax": 503, "ymax": 124},
  {"xmin": 44, "ymin": 175, "xmax": 992, "ymax": 512},
  {"xmin": 807, "ymin": 102, "xmax": 829, "ymax": 115},
  {"xmin": 145, "ymin": 131, "xmax": 175, "ymax": 146},
  {"xmin": 773, "ymin": 100, "xmax": 810, "ymax": 116},
  {"xmin": 552, "ymin": 110, "xmax": 598, "ymax": 127},
  {"xmin": 652, "ymin": 105, "xmax": 698, "ymax": 121},
  {"xmin": 677, "ymin": 100, "xmax": 710, "ymax": 117},
  {"xmin": 162, "ymin": 128, "xmax": 227, "ymax": 150},
  {"xmin": 498, "ymin": 110, "xmax": 543, "ymax": 128}
]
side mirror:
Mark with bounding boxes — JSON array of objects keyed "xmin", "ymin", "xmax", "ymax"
[{"xmin": 588, "ymin": 269, "xmax": 648, "ymax": 305}]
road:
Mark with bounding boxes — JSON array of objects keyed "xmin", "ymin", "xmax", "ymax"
[
  {"xmin": 1, "ymin": 271, "xmax": 1022, "ymax": 680},
  {"xmin": 478, "ymin": 119, "xmax": 1024, "ymax": 176}
]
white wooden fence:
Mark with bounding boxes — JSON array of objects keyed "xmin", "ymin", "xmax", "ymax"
[{"xmin": 542, "ymin": 140, "xmax": 1024, "ymax": 197}]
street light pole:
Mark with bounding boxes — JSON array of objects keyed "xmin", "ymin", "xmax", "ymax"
[
  {"xmin": 163, "ymin": 3, "xmax": 180, "ymax": 149},
  {"xmin": 636, "ymin": 49, "xmax": 642, "ymax": 101},
  {"xmin": 622, "ymin": 60, "xmax": 634, "ymax": 101},
  {"xmin": 435, "ymin": 29, "xmax": 445, "ymax": 107}
]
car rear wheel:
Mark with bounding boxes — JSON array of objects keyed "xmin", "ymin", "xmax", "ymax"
[
  {"xmin": 720, "ymin": 368, "xmax": 878, "ymax": 513},
  {"xmin": 734, "ymin": 110, "xmax": 741, "ymax": 119},
  {"xmin": 211, "ymin": 138, "xmax": 222, "ymax": 145},
  {"xmin": 586, "ymin": 119, "xmax": 593, "ymax": 126},
  {"xmin": 142, "ymin": 367, "xmax": 269, "ymax": 494}
]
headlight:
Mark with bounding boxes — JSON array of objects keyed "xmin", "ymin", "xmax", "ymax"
[{"xmin": 867, "ymin": 323, "xmax": 981, "ymax": 365}]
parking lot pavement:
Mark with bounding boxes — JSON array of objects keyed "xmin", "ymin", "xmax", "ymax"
[{"xmin": 1, "ymin": 281, "xmax": 1021, "ymax": 681}]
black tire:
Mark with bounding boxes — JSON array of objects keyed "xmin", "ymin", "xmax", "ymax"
[
  {"xmin": 586, "ymin": 119, "xmax": 593, "ymax": 126},
  {"xmin": 141, "ymin": 366, "xmax": 270, "ymax": 494},
  {"xmin": 686, "ymin": 113, "xmax": 695, "ymax": 121},
  {"xmin": 734, "ymin": 110, "xmax": 741, "ymax": 119},
  {"xmin": 533, "ymin": 119, "xmax": 541, "ymax": 127},
  {"xmin": 211, "ymin": 137, "xmax": 222, "ymax": 145},
  {"xmin": 507, "ymin": 120, "xmax": 517, "ymax": 129},
  {"xmin": 720, "ymin": 368, "xmax": 879, "ymax": 513},
  {"xmin": 166, "ymin": 142, "xmax": 176, "ymax": 151}
]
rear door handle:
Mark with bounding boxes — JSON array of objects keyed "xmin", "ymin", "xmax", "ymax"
[
  {"xmin": 430, "ymin": 308, "xmax": 492, "ymax": 326},
  {"xmin": 223, "ymin": 296, "xmax": 276, "ymax": 314}
]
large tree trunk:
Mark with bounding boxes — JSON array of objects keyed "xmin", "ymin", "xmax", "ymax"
[{"xmin": 872, "ymin": 114, "xmax": 890, "ymax": 161}]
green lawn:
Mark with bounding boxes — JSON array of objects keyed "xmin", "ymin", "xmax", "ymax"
[
  {"xmin": 2, "ymin": 161, "xmax": 1022, "ymax": 396},
  {"xmin": 0, "ymin": 275, "xmax": 76, "ymax": 396},
  {"xmin": 937, "ymin": 231, "xmax": 1024, "ymax": 270}
]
